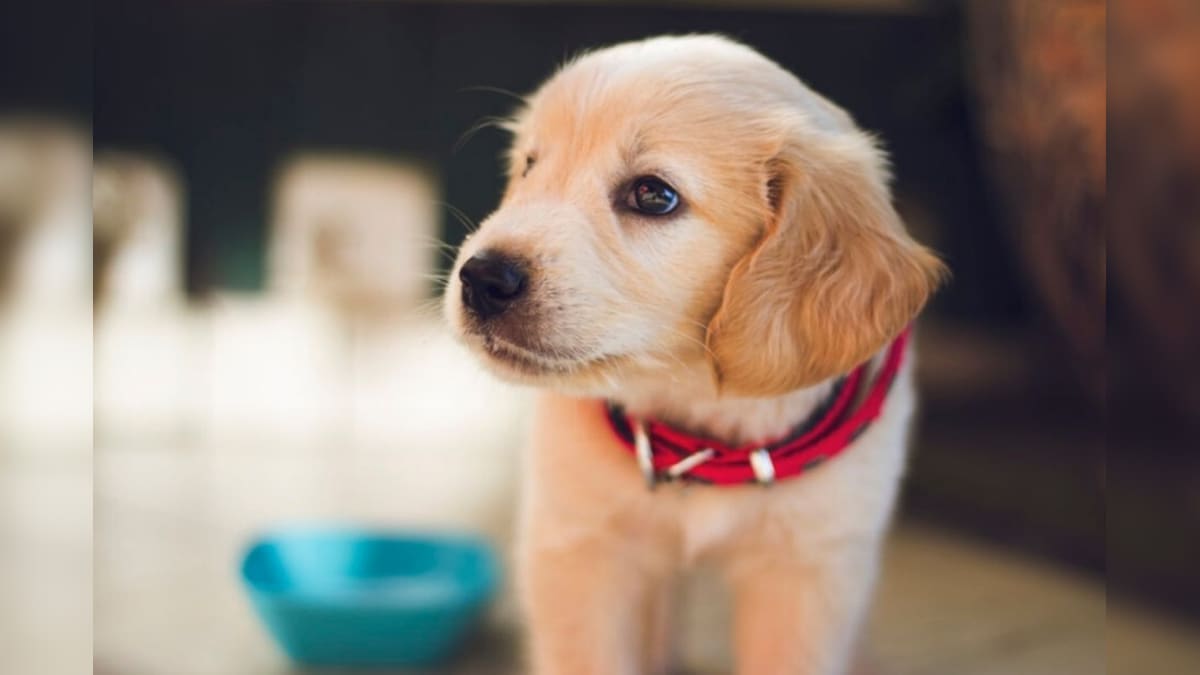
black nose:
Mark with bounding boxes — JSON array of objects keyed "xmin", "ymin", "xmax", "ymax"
[{"xmin": 459, "ymin": 250, "xmax": 528, "ymax": 319}]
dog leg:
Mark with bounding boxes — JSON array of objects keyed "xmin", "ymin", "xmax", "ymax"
[
  {"xmin": 641, "ymin": 575, "xmax": 675, "ymax": 675},
  {"xmin": 729, "ymin": 551, "xmax": 878, "ymax": 675},
  {"xmin": 521, "ymin": 538, "xmax": 657, "ymax": 675}
]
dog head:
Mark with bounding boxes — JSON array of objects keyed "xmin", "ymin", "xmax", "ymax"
[{"xmin": 446, "ymin": 35, "xmax": 945, "ymax": 397}]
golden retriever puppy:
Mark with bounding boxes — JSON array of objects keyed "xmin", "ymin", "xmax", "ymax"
[{"xmin": 445, "ymin": 35, "xmax": 945, "ymax": 675}]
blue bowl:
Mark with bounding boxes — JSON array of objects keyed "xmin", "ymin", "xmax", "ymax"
[{"xmin": 240, "ymin": 527, "xmax": 499, "ymax": 667}]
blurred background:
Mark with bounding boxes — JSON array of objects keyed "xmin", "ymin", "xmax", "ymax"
[{"xmin": 0, "ymin": 0, "xmax": 1197, "ymax": 673}]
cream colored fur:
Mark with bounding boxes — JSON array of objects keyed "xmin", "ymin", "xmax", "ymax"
[{"xmin": 445, "ymin": 35, "xmax": 945, "ymax": 675}]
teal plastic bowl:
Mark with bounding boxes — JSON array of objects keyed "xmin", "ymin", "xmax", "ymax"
[{"xmin": 240, "ymin": 527, "xmax": 499, "ymax": 667}]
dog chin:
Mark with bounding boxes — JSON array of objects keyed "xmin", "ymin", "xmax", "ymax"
[
  {"xmin": 476, "ymin": 335, "xmax": 566, "ymax": 377},
  {"xmin": 463, "ymin": 332, "xmax": 621, "ymax": 393}
]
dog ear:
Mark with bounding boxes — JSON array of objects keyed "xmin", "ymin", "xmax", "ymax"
[{"xmin": 705, "ymin": 132, "xmax": 946, "ymax": 396}]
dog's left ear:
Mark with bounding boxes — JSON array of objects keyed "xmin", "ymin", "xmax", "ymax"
[{"xmin": 706, "ymin": 130, "xmax": 947, "ymax": 396}]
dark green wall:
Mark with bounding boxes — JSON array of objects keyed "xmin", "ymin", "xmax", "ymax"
[{"xmin": 93, "ymin": 1, "xmax": 1020, "ymax": 323}]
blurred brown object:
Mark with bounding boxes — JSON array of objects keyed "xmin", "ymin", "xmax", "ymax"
[
  {"xmin": 1105, "ymin": 0, "xmax": 1200, "ymax": 624},
  {"xmin": 967, "ymin": 0, "xmax": 1106, "ymax": 401},
  {"xmin": 1107, "ymin": 0, "xmax": 1200, "ymax": 421},
  {"xmin": 92, "ymin": 152, "xmax": 185, "ymax": 308},
  {"xmin": 0, "ymin": 118, "xmax": 83, "ymax": 302},
  {"xmin": 268, "ymin": 154, "xmax": 439, "ymax": 323}
]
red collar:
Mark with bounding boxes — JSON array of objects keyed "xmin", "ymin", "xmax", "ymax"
[{"xmin": 604, "ymin": 328, "xmax": 910, "ymax": 487}]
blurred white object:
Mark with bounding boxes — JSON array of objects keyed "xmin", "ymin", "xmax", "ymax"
[
  {"xmin": 203, "ymin": 294, "xmax": 349, "ymax": 450},
  {"xmin": 93, "ymin": 152, "xmax": 185, "ymax": 310},
  {"xmin": 0, "ymin": 310, "xmax": 92, "ymax": 458},
  {"xmin": 94, "ymin": 305, "xmax": 206, "ymax": 446},
  {"xmin": 0, "ymin": 118, "xmax": 91, "ymax": 459},
  {"xmin": 340, "ymin": 320, "xmax": 529, "ymax": 528},
  {"xmin": 198, "ymin": 298, "xmax": 528, "ymax": 535},
  {"xmin": 91, "ymin": 152, "xmax": 196, "ymax": 445},
  {"xmin": 347, "ymin": 320, "xmax": 526, "ymax": 451},
  {"xmin": 268, "ymin": 154, "xmax": 438, "ymax": 316}
]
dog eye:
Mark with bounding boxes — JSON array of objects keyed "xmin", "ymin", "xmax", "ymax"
[
  {"xmin": 522, "ymin": 155, "xmax": 535, "ymax": 177},
  {"xmin": 628, "ymin": 177, "xmax": 679, "ymax": 215}
]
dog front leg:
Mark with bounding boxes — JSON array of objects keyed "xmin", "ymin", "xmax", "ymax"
[
  {"xmin": 641, "ymin": 575, "xmax": 674, "ymax": 675},
  {"xmin": 520, "ymin": 537, "xmax": 655, "ymax": 675},
  {"xmin": 729, "ymin": 551, "xmax": 878, "ymax": 675}
]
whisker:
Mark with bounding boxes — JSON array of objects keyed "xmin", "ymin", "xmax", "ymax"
[
  {"xmin": 416, "ymin": 273, "xmax": 453, "ymax": 289},
  {"xmin": 457, "ymin": 84, "xmax": 527, "ymax": 103},
  {"xmin": 420, "ymin": 248, "xmax": 458, "ymax": 266},
  {"xmin": 408, "ymin": 234, "xmax": 460, "ymax": 253},
  {"xmin": 453, "ymin": 115, "xmax": 511, "ymax": 154},
  {"xmin": 410, "ymin": 297, "xmax": 449, "ymax": 321},
  {"xmin": 436, "ymin": 201, "xmax": 481, "ymax": 234}
]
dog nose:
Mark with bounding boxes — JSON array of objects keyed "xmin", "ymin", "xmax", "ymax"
[{"xmin": 459, "ymin": 250, "xmax": 528, "ymax": 319}]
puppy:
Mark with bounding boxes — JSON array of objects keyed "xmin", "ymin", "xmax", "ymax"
[{"xmin": 445, "ymin": 35, "xmax": 946, "ymax": 675}]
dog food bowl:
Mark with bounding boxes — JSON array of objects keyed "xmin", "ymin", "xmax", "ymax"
[{"xmin": 240, "ymin": 526, "xmax": 499, "ymax": 667}]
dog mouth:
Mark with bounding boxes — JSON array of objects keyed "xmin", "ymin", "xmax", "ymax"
[
  {"xmin": 479, "ymin": 334, "xmax": 583, "ymax": 374},
  {"xmin": 470, "ymin": 332, "xmax": 617, "ymax": 377}
]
